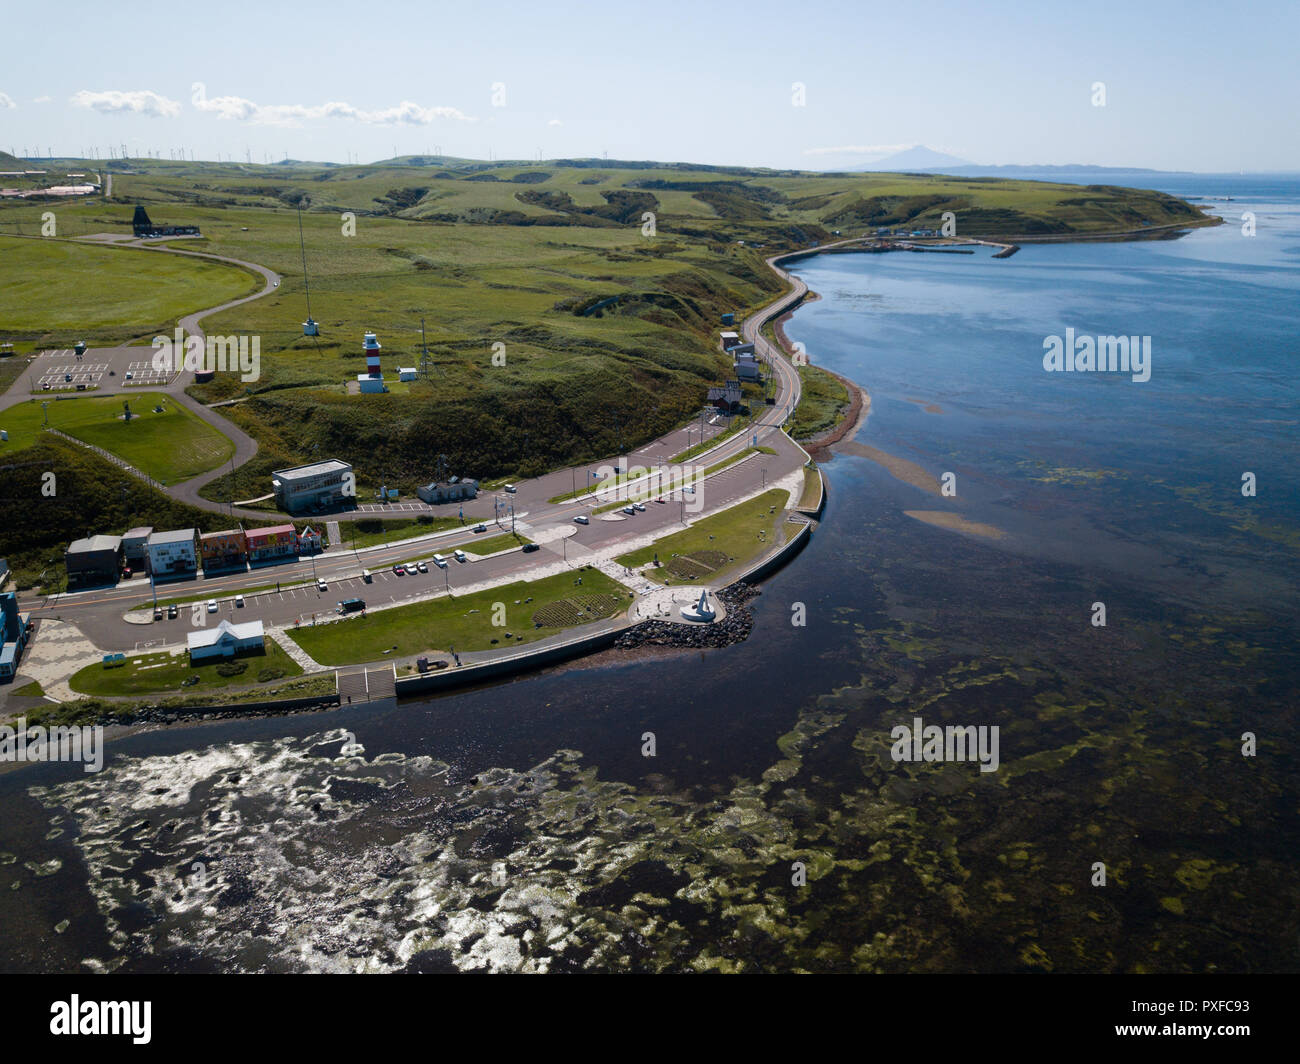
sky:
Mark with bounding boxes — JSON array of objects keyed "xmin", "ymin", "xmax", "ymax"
[{"xmin": 1, "ymin": 0, "xmax": 1296, "ymax": 172}]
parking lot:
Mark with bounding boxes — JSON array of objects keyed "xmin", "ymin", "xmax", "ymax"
[
  {"xmin": 28, "ymin": 345, "xmax": 177, "ymax": 393},
  {"xmin": 35, "ymin": 355, "xmax": 108, "ymax": 391}
]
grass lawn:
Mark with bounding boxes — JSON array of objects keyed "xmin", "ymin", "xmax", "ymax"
[
  {"xmin": 616, "ymin": 488, "xmax": 790, "ymax": 585},
  {"xmin": 790, "ymin": 362, "xmax": 851, "ymax": 440},
  {"xmin": 799, "ymin": 463, "xmax": 824, "ymax": 510},
  {"xmin": 286, "ymin": 566, "xmax": 629, "ymax": 664},
  {"xmin": 0, "ymin": 392, "xmax": 234, "ymax": 483},
  {"xmin": 462, "ymin": 531, "xmax": 533, "ymax": 556},
  {"xmin": 0, "ymin": 235, "xmax": 259, "ymax": 345},
  {"xmin": 69, "ymin": 638, "xmax": 303, "ymax": 697},
  {"xmin": 336, "ymin": 516, "xmax": 462, "ymax": 550},
  {"xmin": 10, "ymin": 680, "xmax": 45, "ymax": 698}
]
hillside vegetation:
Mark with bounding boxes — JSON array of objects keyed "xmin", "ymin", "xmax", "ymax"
[{"xmin": 0, "ymin": 158, "xmax": 1214, "ymax": 501}]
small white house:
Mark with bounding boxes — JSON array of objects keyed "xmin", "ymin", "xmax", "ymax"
[
  {"xmin": 397, "ymin": 366, "xmax": 417, "ymax": 382},
  {"xmin": 187, "ymin": 619, "xmax": 265, "ymax": 662}
]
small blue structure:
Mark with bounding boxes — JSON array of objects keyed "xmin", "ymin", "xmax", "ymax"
[{"xmin": 0, "ymin": 592, "xmax": 31, "ymax": 682}]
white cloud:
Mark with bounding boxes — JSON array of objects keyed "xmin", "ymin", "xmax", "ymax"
[
  {"xmin": 0, "ymin": 92, "xmax": 16, "ymax": 110},
  {"xmin": 32, "ymin": 95, "xmax": 52, "ymax": 104},
  {"xmin": 70, "ymin": 89, "xmax": 181, "ymax": 117},
  {"xmin": 547, "ymin": 118, "xmax": 562, "ymax": 126},
  {"xmin": 190, "ymin": 84, "xmax": 474, "ymax": 127},
  {"xmin": 801, "ymin": 143, "xmax": 913, "ymax": 157}
]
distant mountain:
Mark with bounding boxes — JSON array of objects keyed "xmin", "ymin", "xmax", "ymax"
[{"xmin": 869, "ymin": 145, "xmax": 974, "ymax": 171}]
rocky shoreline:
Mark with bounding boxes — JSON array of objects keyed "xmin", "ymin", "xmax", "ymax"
[{"xmin": 612, "ymin": 582, "xmax": 760, "ymax": 651}]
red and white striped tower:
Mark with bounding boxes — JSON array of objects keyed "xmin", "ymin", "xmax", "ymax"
[{"xmin": 363, "ymin": 331, "xmax": 382, "ymax": 377}]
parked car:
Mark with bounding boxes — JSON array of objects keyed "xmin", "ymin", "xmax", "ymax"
[
  {"xmin": 234, "ymin": 594, "xmax": 245, "ymax": 607},
  {"xmin": 153, "ymin": 608, "xmax": 163, "ymax": 621},
  {"xmin": 405, "ymin": 563, "xmax": 418, "ymax": 575},
  {"xmin": 573, "ymin": 515, "xmax": 589, "ymax": 525},
  {"xmin": 317, "ymin": 579, "xmax": 328, "ymax": 592},
  {"xmin": 622, "ymin": 506, "xmax": 636, "ymax": 516},
  {"xmin": 167, "ymin": 604, "xmax": 178, "ymax": 619},
  {"xmin": 521, "ymin": 543, "xmax": 540, "ymax": 553},
  {"xmin": 633, "ymin": 502, "xmax": 646, "ymax": 512},
  {"xmin": 338, "ymin": 598, "xmax": 365, "ymax": 614},
  {"xmin": 362, "ymin": 569, "xmax": 373, "ymax": 583},
  {"xmin": 504, "ymin": 484, "xmax": 517, "ymax": 493},
  {"xmin": 416, "ymin": 561, "xmax": 428, "ymax": 573},
  {"xmin": 392, "ymin": 564, "xmax": 404, "ymax": 575},
  {"xmin": 433, "ymin": 554, "xmax": 448, "ymax": 569},
  {"xmin": 206, "ymin": 599, "xmax": 217, "ymax": 613},
  {"xmin": 453, "ymin": 549, "xmax": 467, "ymax": 563}
]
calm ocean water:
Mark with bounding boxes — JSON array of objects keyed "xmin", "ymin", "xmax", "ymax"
[{"xmin": 2, "ymin": 177, "xmax": 1296, "ymax": 973}]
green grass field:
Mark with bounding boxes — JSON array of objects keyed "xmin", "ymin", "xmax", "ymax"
[
  {"xmin": 462, "ymin": 531, "xmax": 533, "ymax": 556},
  {"xmin": 286, "ymin": 566, "xmax": 628, "ymax": 664},
  {"xmin": 68, "ymin": 637, "xmax": 303, "ymax": 697},
  {"xmin": 616, "ymin": 488, "xmax": 790, "ymax": 584},
  {"xmin": 0, "ymin": 235, "xmax": 259, "ymax": 345},
  {"xmin": 336, "ymin": 516, "xmax": 462, "ymax": 549},
  {"xmin": 0, "ymin": 392, "xmax": 234, "ymax": 483}
]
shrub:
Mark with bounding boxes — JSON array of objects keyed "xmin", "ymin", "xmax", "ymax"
[{"xmin": 215, "ymin": 660, "xmax": 248, "ymax": 677}]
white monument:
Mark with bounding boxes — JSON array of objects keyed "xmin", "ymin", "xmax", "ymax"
[{"xmin": 680, "ymin": 589, "xmax": 716, "ymax": 622}]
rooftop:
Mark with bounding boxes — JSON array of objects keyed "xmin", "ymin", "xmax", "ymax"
[
  {"xmin": 67, "ymin": 534, "xmax": 123, "ymax": 554},
  {"xmin": 273, "ymin": 459, "xmax": 352, "ymax": 481},
  {"xmin": 147, "ymin": 528, "xmax": 196, "ymax": 547},
  {"xmin": 187, "ymin": 618, "xmax": 264, "ymax": 651},
  {"xmin": 123, "ymin": 526, "xmax": 154, "ymax": 540},
  {"xmin": 246, "ymin": 523, "xmax": 296, "ymax": 539}
]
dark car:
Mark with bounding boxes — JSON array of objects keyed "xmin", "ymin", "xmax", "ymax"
[{"xmin": 521, "ymin": 543, "xmax": 540, "ymax": 553}]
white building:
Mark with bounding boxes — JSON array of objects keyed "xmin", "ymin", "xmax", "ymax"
[
  {"xmin": 187, "ymin": 619, "xmax": 265, "ymax": 662},
  {"xmin": 146, "ymin": 529, "xmax": 197, "ymax": 579},
  {"xmin": 397, "ymin": 366, "xmax": 417, "ymax": 382}
]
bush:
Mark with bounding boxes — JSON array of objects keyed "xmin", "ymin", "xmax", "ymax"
[
  {"xmin": 257, "ymin": 667, "xmax": 285, "ymax": 683},
  {"xmin": 215, "ymin": 660, "xmax": 248, "ymax": 677}
]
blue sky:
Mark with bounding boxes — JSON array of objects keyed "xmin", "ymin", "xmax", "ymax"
[{"xmin": 1, "ymin": 0, "xmax": 1296, "ymax": 171}]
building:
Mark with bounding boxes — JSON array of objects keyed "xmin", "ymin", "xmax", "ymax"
[
  {"xmin": 121, "ymin": 527, "xmax": 153, "ymax": 568},
  {"xmin": 356, "ymin": 331, "xmax": 386, "ymax": 393},
  {"xmin": 187, "ymin": 619, "xmax": 265, "ymax": 662},
  {"xmin": 245, "ymin": 524, "xmax": 298, "ymax": 565},
  {"xmin": 720, "ymin": 330, "xmax": 742, "ymax": 350},
  {"xmin": 131, "ymin": 204, "xmax": 200, "ymax": 239},
  {"xmin": 0, "ymin": 557, "xmax": 9, "ymax": 590},
  {"xmin": 298, "ymin": 525, "xmax": 323, "ymax": 552},
  {"xmin": 146, "ymin": 529, "xmax": 198, "ymax": 579},
  {"xmin": 272, "ymin": 459, "xmax": 353, "ymax": 513},
  {"xmin": 734, "ymin": 345, "xmax": 762, "ymax": 382},
  {"xmin": 65, "ymin": 534, "xmax": 123, "ymax": 586},
  {"xmin": 397, "ymin": 366, "xmax": 417, "ymax": 382},
  {"xmin": 707, "ymin": 380, "xmax": 743, "ymax": 413},
  {"xmin": 416, "ymin": 478, "xmax": 478, "ymax": 505},
  {"xmin": 0, "ymin": 592, "xmax": 31, "ymax": 682},
  {"xmin": 199, "ymin": 529, "xmax": 247, "ymax": 573}
]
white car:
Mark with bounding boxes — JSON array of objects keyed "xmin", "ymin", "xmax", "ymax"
[
  {"xmin": 573, "ymin": 515, "xmax": 589, "ymax": 525},
  {"xmin": 234, "ymin": 594, "xmax": 245, "ymax": 608},
  {"xmin": 503, "ymin": 484, "xmax": 517, "ymax": 493},
  {"xmin": 622, "ymin": 506, "xmax": 636, "ymax": 516},
  {"xmin": 417, "ymin": 561, "xmax": 428, "ymax": 573},
  {"xmin": 433, "ymin": 554, "xmax": 448, "ymax": 569},
  {"xmin": 206, "ymin": 599, "xmax": 217, "ymax": 613},
  {"xmin": 633, "ymin": 502, "xmax": 646, "ymax": 512},
  {"xmin": 453, "ymin": 549, "xmax": 467, "ymax": 563},
  {"xmin": 317, "ymin": 579, "xmax": 328, "ymax": 592}
]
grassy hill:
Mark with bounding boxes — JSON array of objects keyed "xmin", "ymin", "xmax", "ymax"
[{"xmin": 0, "ymin": 158, "xmax": 1215, "ymax": 500}]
